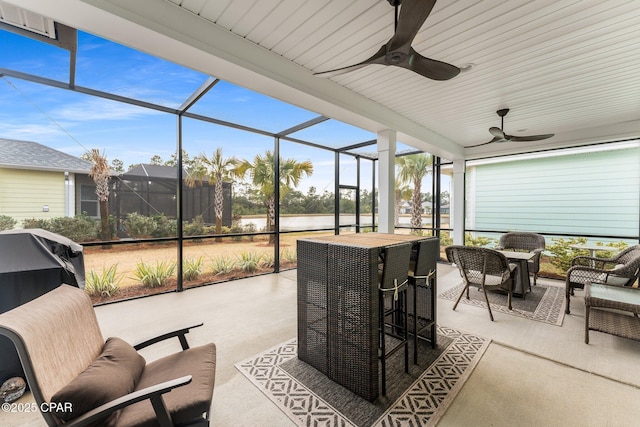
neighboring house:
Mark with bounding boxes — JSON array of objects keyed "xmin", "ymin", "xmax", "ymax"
[
  {"xmin": 0, "ymin": 139, "xmax": 232, "ymax": 231},
  {"xmin": 111, "ymin": 163, "xmax": 231, "ymax": 229},
  {"xmin": 0, "ymin": 138, "xmax": 92, "ymax": 226}
]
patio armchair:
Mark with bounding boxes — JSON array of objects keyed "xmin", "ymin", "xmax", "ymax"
[
  {"xmin": 496, "ymin": 232, "xmax": 546, "ymax": 286},
  {"xmin": 446, "ymin": 245, "xmax": 517, "ymax": 321},
  {"xmin": 565, "ymin": 244, "xmax": 640, "ymax": 314},
  {"xmin": 0, "ymin": 284, "xmax": 216, "ymax": 427}
]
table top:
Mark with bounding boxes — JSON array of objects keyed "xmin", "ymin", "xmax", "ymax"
[
  {"xmin": 497, "ymin": 250, "xmax": 536, "ymax": 261},
  {"xmin": 299, "ymin": 233, "xmax": 429, "ymax": 248},
  {"xmin": 586, "ymin": 282, "xmax": 640, "ymax": 306}
]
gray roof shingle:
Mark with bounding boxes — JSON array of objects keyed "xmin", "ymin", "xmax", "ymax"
[{"xmin": 0, "ymin": 138, "xmax": 92, "ymax": 173}]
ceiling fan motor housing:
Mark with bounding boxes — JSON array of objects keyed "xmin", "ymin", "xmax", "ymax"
[{"xmin": 386, "ymin": 51, "xmax": 407, "ymax": 64}]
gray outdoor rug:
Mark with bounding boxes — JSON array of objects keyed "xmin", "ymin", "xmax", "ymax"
[
  {"xmin": 235, "ymin": 326, "xmax": 489, "ymax": 427},
  {"xmin": 439, "ymin": 280, "xmax": 566, "ymax": 325}
]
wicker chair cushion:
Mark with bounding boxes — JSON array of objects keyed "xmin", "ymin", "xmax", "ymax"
[
  {"xmin": 465, "ymin": 270, "xmax": 512, "ymax": 287},
  {"xmin": 51, "ymin": 337, "xmax": 145, "ymax": 422},
  {"xmin": 600, "ymin": 275, "xmax": 630, "ymax": 286},
  {"xmin": 108, "ymin": 343, "xmax": 216, "ymax": 427},
  {"xmin": 597, "ymin": 265, "xmax": 631, "ymax": 286}
]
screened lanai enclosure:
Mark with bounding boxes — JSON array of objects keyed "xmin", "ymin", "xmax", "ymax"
[
  {"xmin": 0, "ymin": 7, "xmax": 638, "ymax": 305},
  {"xmin": 0, "ymin": 20, "xmax": 455, "ymax": 303}
]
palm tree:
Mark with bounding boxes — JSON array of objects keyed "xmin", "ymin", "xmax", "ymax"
[
  {"xmin": 394, "ymin": 184, "xmax": 412, "ymax": 227},
  {"xmin": 187, "ymin": 147, "xmax": 247, "ymax": 238},
  {"xmin": 87, "ymin": 149, "xmax": 111, "ymax": 241},
  {"xmin": 246, "ymin": 150, "xmax": 313, "ymax": 244},
  {"xmin": 396, "ymin": 153, "xmax": 433, "ymax": 232}
]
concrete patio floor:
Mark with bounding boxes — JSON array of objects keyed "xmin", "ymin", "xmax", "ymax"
[{"xmin": 4, "ymin": 263, "xmax": 640, "ymax": 426}]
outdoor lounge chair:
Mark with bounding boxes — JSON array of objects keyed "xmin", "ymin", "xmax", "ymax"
[
  {"xmin": 446, "ymin": 245, "xmax": 517, "ymax": 321},
  {"xmin": 565, "ymin": 244, "xmax": 640, "ymax": 314},
  {"xmin": 0, "ymin": 284, "xmax": 216, "ymax": 427},
  {"xmin": 496, "ymin": 232, "xmax": 546, "ymax": 286}
]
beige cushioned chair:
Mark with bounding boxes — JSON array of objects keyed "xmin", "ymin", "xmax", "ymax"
[{"xmin": 0, "ymin": 285, "xmax": 216, "ymax": 427}]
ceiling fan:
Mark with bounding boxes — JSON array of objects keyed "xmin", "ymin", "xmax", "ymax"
[
  {"xmin": 467, "ymin": 109, "xmax": 555, "ymax": 148},
  {"xmin": 314, "ymin": 0, "xmax": 461, "ymax": 80}
]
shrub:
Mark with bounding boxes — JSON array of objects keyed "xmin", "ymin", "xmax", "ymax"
[
  {"xmin": 229, "ymin": 222, "xmax": 244, "ymax": 241},
  {"xmin": 439, "ymin": 232, "xmax": 453, "ymax": 247},
  {"xmin": 244, "ymin": 222, "xmax": 257, "ymax": 241},
  {"xmin": 123, "ymin": 212, "xmax": 156, "ymax": 238},
  {"xmin": 547, "ymin": 237, "xmax": 629, "ymax": 275},
  {"xmin": 236, "ymin": 251, "xmax": 262, "ymax": 273},
  {"xmin": 183, "ymin": 256, "xmax": 204, "ymax": 281},
  {"xmin": 85, "ymin": 265, "xmax": 121, "ymax": 297},
  {"xmin": 280, "ymin": 248, "xmax": 297, "ymax": 264},
  {"xmin": 211, "ymin": 256, "xmax": 236, "ymax": 275},
  {"xmin": 183, "ymin": 215, "xmax": 207, "ymax": 236},
  {"xmin": 22, "ymin": 214, "xmax": 98, "ymax": 242},
  {"xmin": 21, "ymin": 218, "xmax": 47, "ymax": 229},
  {"xmin": 151, "ymin": 214, "xmax": 177, "ymax": 238},
  {"xmin": 0, "ymin": 215, "xmax": 16, "ymax": 231},
  {"xmin": 133, "ymin": 260, "xmax": 176, "ymax": 288},
  {"xmin": 261, "ymin": 252, "xmax": 275, "ymax": 268},
  {"xmin": 546, "ymin": 237, "xmax": 589, "ymax": 274},
  {"xmin": 464, "ymin": 233, "xmax": 496, "ymax": 248}
]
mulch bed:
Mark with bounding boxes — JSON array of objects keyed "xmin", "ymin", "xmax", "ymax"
[{"xmin": 89, "ymin": 262, "xmax": 296, "ymax": 305}]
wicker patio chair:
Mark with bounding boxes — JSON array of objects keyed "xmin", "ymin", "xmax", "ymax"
[
  {"xmin": 0, "ymin": 285, "xmax": 216, "ymax": 427},
  {"xmin": 378, "ymin": 243, "xmax": 412, "ymax": 396},
  {"xmin": 446, "ymin": 245, "xmax": 517, "ymax": 321},
  {"xmin": 496, "ymin": 232, "xmax": 546, "ymax": 286},
  {"xmin": 565, "ymin": 244, "xmax": 640, "ymax": 314}
]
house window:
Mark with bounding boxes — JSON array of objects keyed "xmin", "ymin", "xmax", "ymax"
[{"xmin": 80, "ymin": 185, "xmax": 99, "ymax": 217}]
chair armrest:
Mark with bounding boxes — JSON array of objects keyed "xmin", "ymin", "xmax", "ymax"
[
  {"xmin": 63, "ymin": 375, "xmax": 192, "ymax": 427},
  {"xmin": 566, "ymin": 265, "xmax": 635, "ymax": 286},
  {"xmin": 568, "ymin": 265, "xmax": 608, "ymax": 275},
  {"xmin": 134, "ymin": 323, "xmax": 203, "ymax": 351}
]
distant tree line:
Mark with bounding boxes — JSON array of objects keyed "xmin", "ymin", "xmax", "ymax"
[{"xmin": 94, "ymin": 150, "xmax": 444, "ymax": 229}]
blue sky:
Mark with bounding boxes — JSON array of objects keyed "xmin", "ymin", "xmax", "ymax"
[{"xmin": 0, "ymin": 28, "xmax": 422, "ymax": 194}]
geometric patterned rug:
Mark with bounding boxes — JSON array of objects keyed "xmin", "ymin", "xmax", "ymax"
[
  {"xmin": 439, "ymin": 280, "xmax": 566, "ymax": 326},
  {"xmin": 235, "ymin": 326, "xmax": 489, "ymax": 427}
]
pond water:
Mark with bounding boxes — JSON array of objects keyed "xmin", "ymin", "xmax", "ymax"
[{"xmin": 239, "ymin": 215, "xmax": 434, "ymax": 231}]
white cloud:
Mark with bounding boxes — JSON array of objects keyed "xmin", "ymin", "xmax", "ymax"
[{"xmin": 53, "ymin": 98, "xmax": 157, "ymax": 122}]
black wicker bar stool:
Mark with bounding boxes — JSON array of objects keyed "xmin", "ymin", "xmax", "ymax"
[
  {"xmin": 408, "ymin": 238, "xmax": 439, "ymax": 364},
  {"xmin": 378, "ymin": 243, "xmax": 412, "ymax": 396}
]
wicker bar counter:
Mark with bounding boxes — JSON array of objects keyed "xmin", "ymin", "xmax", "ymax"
[{"xmin": 297, "ymin": 233, "xmax": 437, "ymax": 401}]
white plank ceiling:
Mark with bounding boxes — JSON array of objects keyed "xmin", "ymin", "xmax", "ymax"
[{"xmin": 5, "ymin": 0, "xmax": 640, "ymax": 159}]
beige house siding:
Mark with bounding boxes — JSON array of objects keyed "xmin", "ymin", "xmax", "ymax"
[{"xmin": 0, "ymin": 168, "xmax": 66, "ymax": 226}]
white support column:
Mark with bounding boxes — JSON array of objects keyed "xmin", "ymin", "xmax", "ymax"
[
  {"xmin": 452, "ymin": 159, "xmax": 466, "ymax": 245},
  {"xmin": 377, "ymin": 129, "xmax": 396, "ymax": 233}
]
